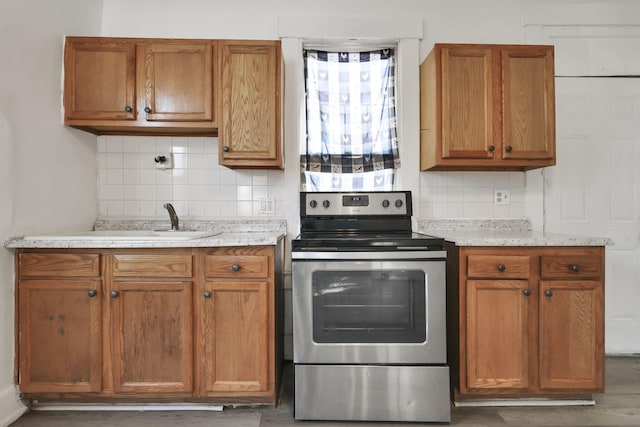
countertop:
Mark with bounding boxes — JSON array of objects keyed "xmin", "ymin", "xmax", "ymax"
[
  {"xmin": 5, "ymin": 218, "xmax": 287, "ymax": 249},
  {"xmin": 418, "ymin": 219, "xmax": 614, "ymax": 247}
]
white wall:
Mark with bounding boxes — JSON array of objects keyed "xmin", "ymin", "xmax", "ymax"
[{"xmin": 0, "ymin": 1, "xmax": 103, "ymax": 424}]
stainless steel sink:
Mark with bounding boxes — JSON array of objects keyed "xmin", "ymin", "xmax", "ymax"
[{"xmin": 24, "ymin": 230, "xmax": 222, "ymax": 241}]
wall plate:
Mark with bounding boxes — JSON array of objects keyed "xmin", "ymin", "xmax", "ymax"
[{"xmin": 494, "ymin": 189, "xmax": 511, "ymax": 205}]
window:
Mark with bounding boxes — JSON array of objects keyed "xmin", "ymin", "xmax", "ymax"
[{"xmin": 301, "ymin": 49, "xmax": 400, "ymax": 191}]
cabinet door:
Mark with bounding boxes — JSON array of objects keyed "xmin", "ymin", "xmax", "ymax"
[
  {"xmin": 219, "ymin": 40, "xmax": 282, "ymax": 168},
  {"xmin": 440, "ymin": 46, "xmax": 495, "ymax": 160},
  {"xmin": 539, "ymin": 280, "xmax": 604, "ymax": 391},
  {"xmin": 110, "ymin": 281, "xmax": 193, "ymax": 393},
  {"xmin": 143, "ymin": 42, "xmax": 215, "ymax": 122},
  {"xmin": 19, "ymin": 280, "xmax": 102, "ymax": 393},
  {"xmin": 201, "ymin": 281, "xmax": 270, "ymax": 394},
  {"xmin": 501, "ymin": 46, "xmax": 555, "ymax": 160},
  {"xmin": 466, "ymin": 279, "xmax": 533, "ymax": 390},
  {"xmin": 64, "ymin": 38, "xmax": 136, "ymax": 121}
]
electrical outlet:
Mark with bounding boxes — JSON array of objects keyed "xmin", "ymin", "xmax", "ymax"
[
  {"xmin": 154, "ymin": 153, "xmax": 173, "ymax": 169},
  {"xmin": 258, "ymin": 197, "xmax": 275, "ymax": 215},
  {"xmin": 494, "ymin": 189, "xmax": 511, "ymax": 205}
]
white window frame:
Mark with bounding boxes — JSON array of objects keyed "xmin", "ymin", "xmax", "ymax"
[{"xmin": 278, "ymin": 16, "xmax": 423, "ymax": 201}]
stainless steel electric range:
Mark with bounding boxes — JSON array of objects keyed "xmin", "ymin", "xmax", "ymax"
[{"xmin": 292, "ymin": 191, "xmax": 451, "ymax": 423}]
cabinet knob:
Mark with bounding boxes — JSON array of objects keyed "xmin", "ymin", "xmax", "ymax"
[
  {"xmin": 144, "ymin": 107, "xmax": 152, "ymax": 113},
  {"xmin": 88, "ymin": 289, "xmax": 97, "ymax": 298},
  {"xmin": 523, "ymin": 289, "xmax": 532, "ymax": 297},
  {"xmin": 222, "ymin": 146, "xmax": 230, "ymax": 152},
  {"xmin": 571, "ymin": 264, "xmax": 581, "ymax": 272},
  {"xmin": 497, "ymin": 264, "xmax": 506, "ymax": 272},
  {"xmin": 203, "ymin": 291, "xmax": 211, "ymax": 299},
  {"xmin": 124, "ymin": 105, "xmax": 132, "ymax": 113},
  {"xmin": 231, "ymin": 264, "xmax": 240, "ymax": 272},
  {"xmin": 110, "ymin": 290, "xmax": 119, "ymax": 298},
  {"xmin": 505, "ymin": 146, "xmax": 513, "ymax": 153},
  {"xmin": 545, "ymin": 290, "xmax": 553, "ymax": 297},
  {"xmin": 488, "ymin": 145, "xmax": 495, "ymax": 152}
]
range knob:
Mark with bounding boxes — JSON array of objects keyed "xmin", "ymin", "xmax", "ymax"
[
  {"xmin": 322, "ymin": 200, "xmax": 330, "ymax": 208},
  {"xmin": 382, "ymin": 199, "xmax": 390, "ymax": 208},
  {"xmin": 395, "ymin": 199, "xmax": 403, "ymax": 208},
  {"xmin": 309, "ymin": 200, "xmax": 317, "ymax": 208}
]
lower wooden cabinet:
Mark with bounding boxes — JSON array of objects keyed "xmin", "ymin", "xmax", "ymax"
[
  {"xmin": 199, "ymin": 246, "xmax": 276, "ymax": 400},
  {"xmin": 109, "ymin": 280, "xmax": 193, "ymax": 394},
  {"xmin": 15, "ymin": 245, "xmax": 282, "ymax": 403},
  {"xmin": 447, "ymin": 245, "xmax": 605, "ymax": 400},
  {"xmin": 466, "ymin": 279, "xmax": 532, "ymax": 390},
  {"xmin": 18, "ymin": 279, "xmax": 102, "ymax": 393}
]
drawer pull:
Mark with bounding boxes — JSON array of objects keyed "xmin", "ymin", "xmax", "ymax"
[
  {"xmin": 497, "ymin": 264, "xmax": 506, "ymax": 272},
  {"xmin": 571, "ymin": 264, "xmax": 581, "ymax": 272},
  {"xmin": 203, "ymin": 291, "xmax": 211, "ymax": 299},
  {"xmin": 232, "ymin": 264, "xmax": 241, "ymax": 272},
  {"xmin": 545, "ymin": 290, "xmax": 553, "ymax": 297},
  {"xmin": 523, "ymin": 289, "xmax": 531, "ymax": 297},
  {"xmin": 88, "ymin": 289, "xmax": 97, "ymax": 298},
  {"xmin": 110, "ymin": 291, "xmax": 119, "ymax": 298}
]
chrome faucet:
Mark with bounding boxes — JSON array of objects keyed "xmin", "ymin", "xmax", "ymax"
[{"xmin": 164, "ymin": 203, "xmax": 179, "ymax": 231}]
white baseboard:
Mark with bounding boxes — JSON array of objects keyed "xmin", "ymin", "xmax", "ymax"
[
  {"xmin": 31, "ymin": 403, "xmax": 223, "ymax": 411},
  {"xmin": 454, "ymin": 398, "xmax": 595, "ymax": 407},
  {"xmin": 0, "ymin": 384, "xmax": 27, "ymax": 427}
]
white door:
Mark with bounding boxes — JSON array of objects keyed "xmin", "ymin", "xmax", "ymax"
[{"xmin": 545, "ymin": 77, "xmax": 640, "ymax": 353}]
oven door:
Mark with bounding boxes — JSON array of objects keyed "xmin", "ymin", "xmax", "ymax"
[{"xmin": 292, "ymin": 251, "xmax": 446, "ymax": 364}]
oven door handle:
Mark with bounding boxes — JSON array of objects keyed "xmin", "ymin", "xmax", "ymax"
[{"xmin": 292, "ymin": 250, "xmax": 446, "ymax": 260}]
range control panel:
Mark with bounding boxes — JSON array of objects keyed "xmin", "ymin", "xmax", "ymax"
[{"xmin": 301, "ymin": 191, "xmax": 412, "ymax": 217}]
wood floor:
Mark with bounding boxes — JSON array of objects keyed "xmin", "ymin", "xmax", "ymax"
[{"xmin": 10, "ymin": 357, "xmax": 640, "ymax": 426}]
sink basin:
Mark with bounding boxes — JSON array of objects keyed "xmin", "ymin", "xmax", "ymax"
[{"xmin": 24, "ymin": 230, "xmax": 222, "ymax": 241}]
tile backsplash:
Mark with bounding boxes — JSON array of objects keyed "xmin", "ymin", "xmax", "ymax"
[
  {"xmin": 419, "ymin": 171, "xmax": 526, "ymax": 219},
  {"xmin": 97, "ymin": 136, "xmax": 286, "ymax": 218},
  {"xmin": 98, "ymin": 136, "xmax": 526, "ymax": 221}
]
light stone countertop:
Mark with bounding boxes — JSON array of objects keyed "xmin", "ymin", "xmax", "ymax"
[
  {"xmin": 418, "ymin": 219, "xmax": 614, "ymax": 247},
  {"xmin": 5, "ymin": 218, "xmax": 287, "ymax": 249}
]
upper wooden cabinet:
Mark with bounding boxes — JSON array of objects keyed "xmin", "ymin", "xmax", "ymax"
[
  {"xmin": 420, "ymin": 44, "xmax": 556, "ymax": 171},
  {"xmin": 143, "ymin": 42, "xmax": 215, "ymax": 123},
  {"xmin": 64, "ymin": 37, "xmax": 218, "ymax": 136},
  {"xmin": 219, "ymin": 40, "xmax": 283, "ymax": 169},
  {"xmin": 63, "ymin": 38, "xmax": 136, "ymax": 122}
]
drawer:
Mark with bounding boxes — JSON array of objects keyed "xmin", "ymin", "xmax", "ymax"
[
  {"xmin": 205, "ymin": 254, "xmax": 270, "ymax": 279},
  {"xmin": 540, "ymin": 255, "xmax": 603, "ymax": 279},
  {"xmin": 112, "ymin": 254, "xmax": 193, "ymax": 278},
  {"xmin": 19, "ymin": 252, "xmax": 100, "ymax": 277},
  {"xmin": 467, "ymin": 255, "xmax": 531, "ymax": 279}
]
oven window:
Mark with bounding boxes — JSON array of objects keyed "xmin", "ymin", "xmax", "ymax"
[{"xmin": 312, "ymin": 270, "xmax": 426, "ymax": 343}]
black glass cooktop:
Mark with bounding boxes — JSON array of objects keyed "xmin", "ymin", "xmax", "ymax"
[{"xmin": 292, "ymin": 231, "xmax": 444, "ymax": 251}]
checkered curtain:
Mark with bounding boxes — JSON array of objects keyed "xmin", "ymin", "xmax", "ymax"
[{"xmin": 301, "ymin": 49, "xmax": 400, "ymax": 191}]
